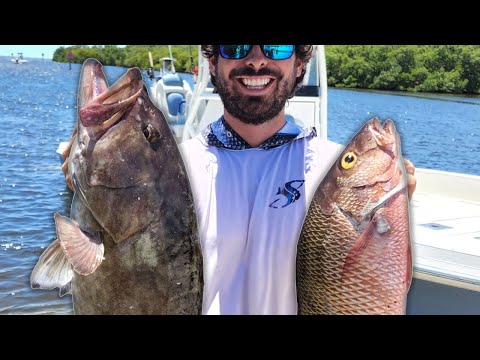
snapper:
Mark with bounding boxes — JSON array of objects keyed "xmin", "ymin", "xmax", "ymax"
[{"xmin": 297, "ymin": 117, "xmax": 412, "ymax": 315}]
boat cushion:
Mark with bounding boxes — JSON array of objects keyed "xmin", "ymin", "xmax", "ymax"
[{"xmin": 167, "ymin": 92, "xmax": 185, "ymax": 116}]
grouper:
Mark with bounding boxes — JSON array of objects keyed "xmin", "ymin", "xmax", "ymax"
[
  {"xmin": 31, "ymin": 58, "xmax": 203, "ymax": 314},
  {"xmin": 297, "ymin": 117, "xmax": 412, "ymax": 315}
]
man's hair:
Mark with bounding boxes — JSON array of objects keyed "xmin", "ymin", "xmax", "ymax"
[{"xmin": 201, "ymin": 45, "xmax": 314, "ymax": 99}]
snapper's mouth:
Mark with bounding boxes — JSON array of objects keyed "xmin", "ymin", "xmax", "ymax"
[
  {"xmin": 357, "ymin": 117, "xmax": 402, "ymax": 189},
  {"xmin": 368, "ymin": 117, "xmax": 400, "ymax": 157},
  {"xmin": 352, "ymin": 118, "xmax": 406, "ymax": 222}
]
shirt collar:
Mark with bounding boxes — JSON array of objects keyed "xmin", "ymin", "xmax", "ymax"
[{"xmin": 201, "ymin": 116, "xmax": 316, "ymax": 150}]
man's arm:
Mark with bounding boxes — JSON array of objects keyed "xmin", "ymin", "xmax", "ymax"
[{"xmin": 61, "ymin": 124, "xmax": 77, "ymax": 192}]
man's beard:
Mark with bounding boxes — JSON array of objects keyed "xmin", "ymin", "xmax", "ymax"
[{"xmin": 215, "ymin": 66, "xmax": 297, "ymax": 125}]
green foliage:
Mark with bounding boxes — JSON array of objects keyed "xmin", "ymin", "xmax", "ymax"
[
  {"xmin": 52, "ymin": 45, "xmax": 480, "ymax": 94},
  {"xmin": 52, "ymin": 45, "xmax": 198, "ymax": 73},
  {"xmin": 325, "ymin": 45, "xmax": 480, "ymax": 94}
]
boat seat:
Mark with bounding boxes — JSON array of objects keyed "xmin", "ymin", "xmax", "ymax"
[{"xmin": 167, "ymin": 92, "xmax": 186, "ymax": 117}]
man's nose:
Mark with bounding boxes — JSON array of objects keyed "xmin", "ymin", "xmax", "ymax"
[{"xmin": 244, "ymin": 45, "xmax": 267, "ymax": 68}]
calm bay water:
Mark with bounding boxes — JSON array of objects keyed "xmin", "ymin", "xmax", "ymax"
[
  {"xmin": 0, "ymin": 57, "xmax": 479, "ymax": 315},
  {"xmin": 328, "ymin": 88, "xmax": 480, "ymax": 175}
]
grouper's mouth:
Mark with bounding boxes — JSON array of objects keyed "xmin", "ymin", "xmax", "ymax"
[
  {"xmin": 85, "ymin": 91, "xmax": 142, "ymax": 141},
  {"xmin": 78, "ymin": 66, "xmax": 143, "ymax": 140}
]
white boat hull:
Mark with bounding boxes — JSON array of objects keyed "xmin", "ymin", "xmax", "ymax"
[{"xmin": 410, "ymin": 168, "xmax": 480, "ymax": 293}]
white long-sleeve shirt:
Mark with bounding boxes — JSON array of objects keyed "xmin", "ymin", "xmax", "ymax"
[{"xmin": 180, "ymin": 117, "xmax": 343, "ymax": 314}]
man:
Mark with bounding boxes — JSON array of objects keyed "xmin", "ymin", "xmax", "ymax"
[
  {"xmin": 62, "ymin": 45, "xmax": 416, "ymax": 315},
  {"xmin": 180, "ymin": 45, "xmax": 416, "ymax": 314}
]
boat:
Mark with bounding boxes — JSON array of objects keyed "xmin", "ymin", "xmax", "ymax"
[
  {"xmin": 11, "ymin": 52, "xmax": 28, "ymax": 64},
  {"xmin": 170, "ymin": 45, "xmax": 480, "ymax": 314},
  {"xmin": 147, "ymin": 48, "xmax": 193, "ymax": 141}
]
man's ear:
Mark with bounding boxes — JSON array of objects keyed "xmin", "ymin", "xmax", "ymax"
[
  {"xmin": 209, "ymin": 56, "xmax": 216, "ymax": 76},
  {"xmin": 296, "ymin": 58, "xmax": 303, "ymax": 78}
]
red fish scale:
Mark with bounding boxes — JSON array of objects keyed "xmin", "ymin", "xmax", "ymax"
[{"xmin": 297, "ymin": 180, "xmax": 410, "ymax": 315}]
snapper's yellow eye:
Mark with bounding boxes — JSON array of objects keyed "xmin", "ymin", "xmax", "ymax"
[{"xmin": 341, "ymin": 151, "xmax": 357, "ymax": 169}]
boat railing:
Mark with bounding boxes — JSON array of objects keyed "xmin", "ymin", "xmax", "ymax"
[{"xmin": 182, "ymin": 52, "xmax": 215, "ymax": 142}]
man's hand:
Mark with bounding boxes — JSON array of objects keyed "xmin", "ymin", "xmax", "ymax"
[
  {"xmin": 61, "ymin": 124, "xmax": 77, "ymax": 192},
  {"xmin": 404, "ymin": 159, "xmax": 416, "ymax": 200}
]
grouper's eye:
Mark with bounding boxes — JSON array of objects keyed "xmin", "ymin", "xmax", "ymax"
[
  {"xmin": 341, "ymin": 151, "xmax": 357, "ymax": 169},
  {"xmin": 142, "ymin": 124, "xmax": 160, "ymax": 143},
  {"xmin": 142, "ymin": 124, "xmax": 162, "ymax": 151}
]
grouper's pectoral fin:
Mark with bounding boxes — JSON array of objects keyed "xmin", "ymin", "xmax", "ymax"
[
  {"xmin": 54, "ymin": 212, "xmax": 105, "ymax": 276},
  {"xmin": 30, "ymin": 239, "xmax": 74, "ymax": 297},
  {"xmin": 30, "ymin": 213, "xmax": 105, "ymax": 296}
]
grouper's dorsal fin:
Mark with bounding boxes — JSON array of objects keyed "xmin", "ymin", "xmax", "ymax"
[
  {"xmin": 30, "ymin": 239, "xmax": 73, "ymax": 297},
  {"xmin": 54, "ymin": 212, "xmax": 105, "ymax": 276}
]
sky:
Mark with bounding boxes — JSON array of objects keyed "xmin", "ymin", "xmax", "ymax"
[
  {"xmin": 0, "ymin": 45, "xmax": 127, "ymax": 59},
  {"xmin": 0, "ymin": 45, "xmax": 69, "ymax": 59}
]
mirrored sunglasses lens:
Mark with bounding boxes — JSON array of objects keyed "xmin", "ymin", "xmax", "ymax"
[
  {"xmin": 263, "ymin": 45, "xmax": 295, "ymax": 60},
  {"xmin": 220, "ymin": 45, "xmax": 252, "ymax": 59}
]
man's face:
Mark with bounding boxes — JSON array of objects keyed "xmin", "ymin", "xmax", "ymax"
[{"xmin": 210, "ymin": 45, "xmax": 303, "ymax": 125}]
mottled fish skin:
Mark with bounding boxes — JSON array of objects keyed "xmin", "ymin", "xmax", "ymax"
[
  {"xmin": 297, "ymin": 118, "xmax": 412, "ymax": 315},
  {"xmin": 36, "ymin": 58, "xmax": 203, "ymax": 314}
]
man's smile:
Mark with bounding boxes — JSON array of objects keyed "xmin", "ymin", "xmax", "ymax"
[{"xmin": 236, "ymin": 76, "xmax": 276, "ymax": 94}]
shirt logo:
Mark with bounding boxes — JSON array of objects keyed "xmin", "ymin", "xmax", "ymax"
[{"xmin": 269, "ymin": 180, "xmax": 305, "ymax": 208}]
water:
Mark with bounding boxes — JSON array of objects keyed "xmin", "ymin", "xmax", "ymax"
[
  {"xmin": 0, "ymin": 57, "xmax": 479, "ymax": 315},
  {"xmin": 0, "ymin": 58, "xmax": 130, "ymax": 314},
  {"xmin": 328, "ymin": 88, "xmax": 480, "ymax": 176}
]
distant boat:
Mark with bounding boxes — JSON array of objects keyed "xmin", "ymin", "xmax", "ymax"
[{"xmin": 11, "ymin": 52, "xmax": 28, "ymax": 64}]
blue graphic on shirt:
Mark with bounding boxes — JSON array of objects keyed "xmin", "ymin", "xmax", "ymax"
[{"xmin": 269, "ymin": 180, "xmax": 305, "ymax": 208}]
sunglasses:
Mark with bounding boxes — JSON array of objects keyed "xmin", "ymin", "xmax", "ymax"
[{"xmin": 219, "ymin": 45, "xmax": 295, "ymax": 60}]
